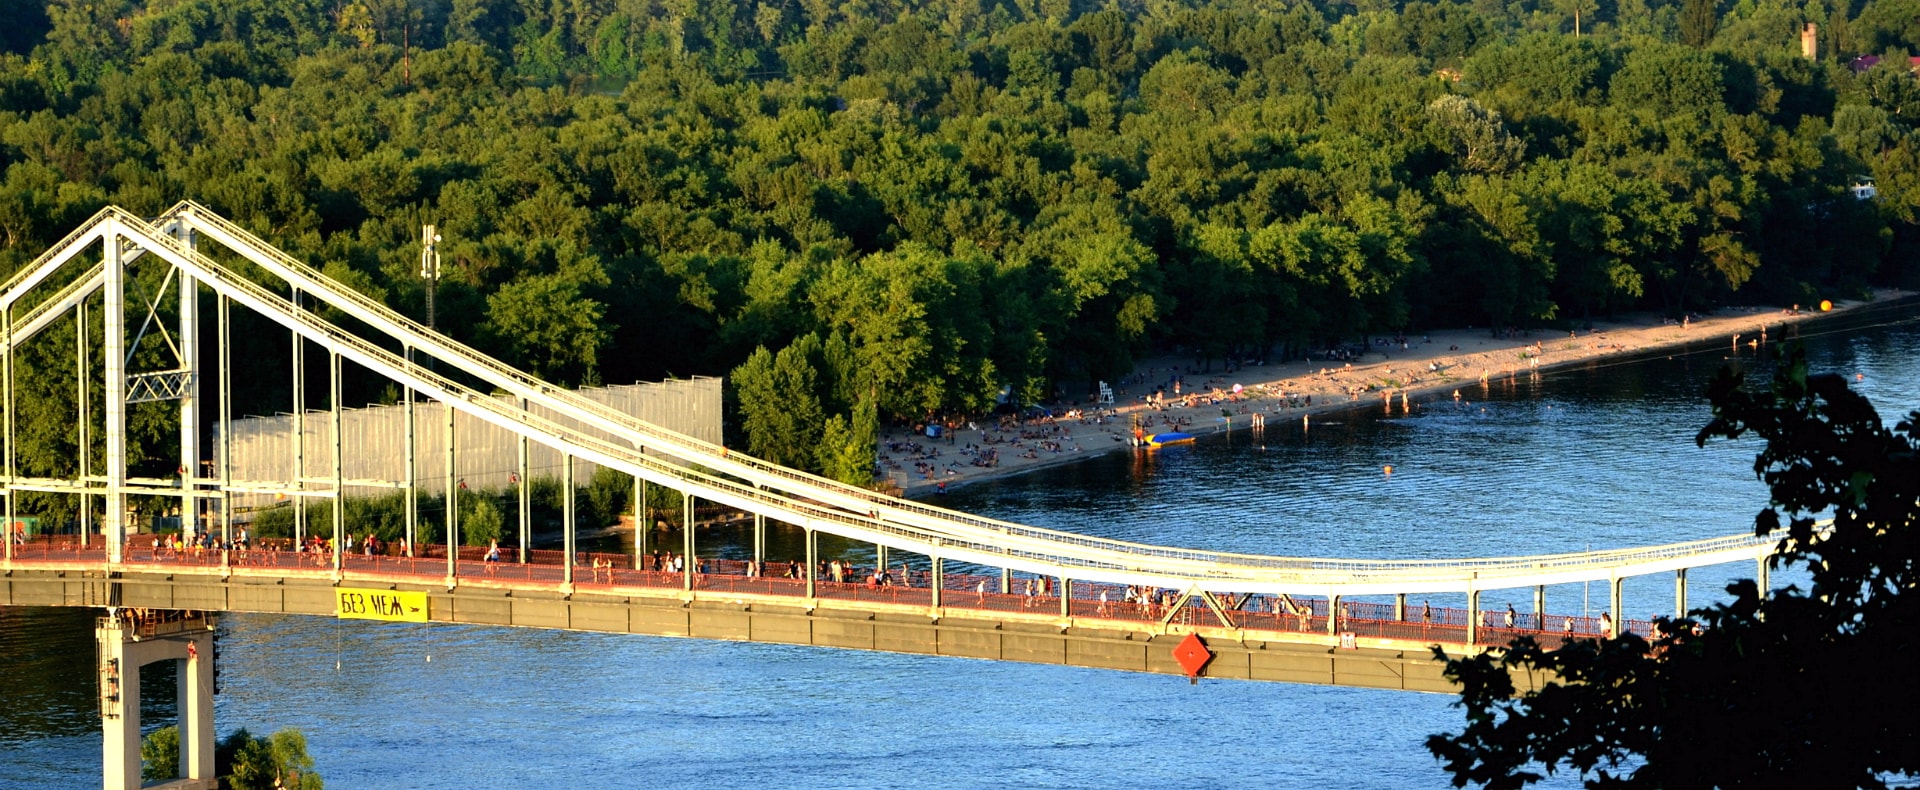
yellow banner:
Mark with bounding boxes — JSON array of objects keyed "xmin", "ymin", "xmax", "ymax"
[{"xmin": 334, "ymin": 588, "xmax": 428, "ymax": 623}]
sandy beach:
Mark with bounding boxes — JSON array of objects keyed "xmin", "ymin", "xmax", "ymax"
[{"xmin": 879, "ymin": 291, "xmax": 1914, "ymax": 496}]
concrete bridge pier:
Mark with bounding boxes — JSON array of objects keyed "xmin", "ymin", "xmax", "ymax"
[{"xmin": 98, "ymin": 610, "xmax": 218, "ymax": 790}]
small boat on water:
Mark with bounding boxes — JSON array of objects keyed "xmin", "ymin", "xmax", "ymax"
[{"xmin": 1144, "ymin": 432, "xmax": 1195, "ymax": 447}]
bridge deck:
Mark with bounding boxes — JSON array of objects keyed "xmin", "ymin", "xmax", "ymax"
[{"xmin": 6, "ymin": 541, "xmax": 1619, "ymax": 690}]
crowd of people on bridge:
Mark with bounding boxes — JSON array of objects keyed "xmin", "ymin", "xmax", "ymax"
[{"xmin": 70, "ymin": 531, "xmax": 1668, "ymax": 646}]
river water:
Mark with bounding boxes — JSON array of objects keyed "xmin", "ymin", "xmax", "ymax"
[{"xmin": 4, "ymin": 303, "xmax": 1918, "ymax": 788}]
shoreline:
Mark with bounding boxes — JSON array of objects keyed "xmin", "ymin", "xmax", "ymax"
[{"xmin": 880, "ymin": 290, "xmax": 1916, "ymax": 497}]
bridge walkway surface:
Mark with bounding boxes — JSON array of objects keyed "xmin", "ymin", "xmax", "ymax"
[{"xmin": 7, "ymin": 536, "xmax": 1657, "ymax": 691}]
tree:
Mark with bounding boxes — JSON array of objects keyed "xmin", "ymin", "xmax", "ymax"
[
  {"xmin": 141, "ymin": 725, "xmax": 180, "ymax": 781},
  {"xmin": 1427, "ymin": 95, "xmax": 1526, "ymax": 174},
  {"xmin": 1679, "ymin": 0, "xmax": 1720, "ymax": 48},
  {"xmin": 212, "ymin": 727, "xmax": 323, "ymax": 790},
  {"xmin": 483, "ymin": 272, "xmax": 611, "ymax": 385},
  {"xmin": 1428, "ymin": 346, "xmax": 1920, "ymax": 788},
  {"xmin": 815, "ymin": 394, "xmax": 878, "ymax": 486},
  {"xmin": 729, "ymin": 339, "xmax": 827, "ymax": 471},
  {"xmin": 1852, "ymin": 0, "xmax": 1920, "ymax": 54},
  {"xmin": 463, "ymin": 497, "xmax": 503, "ymax": 547}
]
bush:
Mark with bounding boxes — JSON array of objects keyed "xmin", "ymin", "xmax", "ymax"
[
  {"xmin": 141, "ymin": 725, "xmax": 179, "ymax": 781},
  {"xmin": 585, "ymin": 466, "xmax": 630, "ymax": 527},
  {"xmin": 463, "ymin": 496, "xmax": 503, "ymax": 546},
  {"xmin": 223, "ymin": 727, "xmax": 322, "ymax": 790}
]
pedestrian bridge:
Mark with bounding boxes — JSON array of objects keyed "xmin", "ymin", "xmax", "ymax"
[
  {"xmin": 0, "ymin": 199, "xmax": 1781, "ymax": 680},
  {"xmin": 9, "ymin": 516, "xmax": 1775, "ymax": 666},
  {"xmin": 0, "ymin": 203, "xmax": 1782, "ymax": 788}
]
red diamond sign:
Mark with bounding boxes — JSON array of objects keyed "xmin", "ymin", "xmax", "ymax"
[{"xmin": 1172, "ymin": 632, "xmax": 1212, "ymax": 681}]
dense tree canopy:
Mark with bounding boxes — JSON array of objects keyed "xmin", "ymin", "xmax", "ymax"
[{"xmin": 0, "ymin": 0, "xmax": 1916, "ymax": 482}]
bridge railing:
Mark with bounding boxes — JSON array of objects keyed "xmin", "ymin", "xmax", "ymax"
[{"xmin": 10, "ymin": 544, "xmax": 1680, "ymax": 650}]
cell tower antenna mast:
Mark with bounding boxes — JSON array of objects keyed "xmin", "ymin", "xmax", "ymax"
[{"xmin": 420, "ymin": 224, "xmax": 441, "ymax": 330}]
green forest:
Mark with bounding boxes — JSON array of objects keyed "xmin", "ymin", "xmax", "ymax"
[{"xmin": 1, "ymin": 0, "xmax": 1918, "ymax": 487}]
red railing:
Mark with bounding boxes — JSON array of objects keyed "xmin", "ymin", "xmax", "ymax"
[{"xmin": 8, "ymin": 536, "xmax": 1657, "ymax": 646}]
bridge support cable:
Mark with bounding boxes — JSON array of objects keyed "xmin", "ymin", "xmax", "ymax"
[
  {"xmin": 104, "ymin": 230, "xmax": 128, "ymax": 563},
  {"xmin": 1394, "ymin": 593, "xmax": 1405, "ymax": 621},
  {"xmin": 633, "ymin": 476, "xmax": 647, "ymax": 569},
  {"xmin": 77, "ymin": 297, "xmax": 90, "ymax": 548},
  {"xmin": 177, "ymin": 228, "xmax": 200, "ymax": 543},
  {"xmin": 1328, "ymin": 594, "xmax": 1341, "ymax": 636},
  {"xmin": 291, "ymin": 289, "xmax": 305, "ymax": 547},
  {"xmin": 562, "ymin": 453, "xmax": 575, "ymax": 589},
  {"xmin": 1534, "ymin": 585, "xmax": 1546, "ymax": 626},
  {"xmin": 404, "ymin": 350, "xmax": 417, "ymax": 557},
  {"xmin": 634, "ymin": 476, "xmax": 648, "ymax": 569},
  {"xmin": 444, "ymin": 399, "xmax": 457, "ymax": 584},
  {"xmin": 682, "ymin": 491, "xmax": 695, "ymax": 592},
  {"xmin": 330, "ymin": 350, "xmax": 344, "ymax": 580},
  {"xmin": 518, "ymin": 402, "xmax": 530, "ymax": 564},
  {"xmin": 159, "ymin": 202, "xmax": 1360, "ymax": 582},
  {"xmin": 753, "ymin": 508, "xmax": 765, "ymax": 569},
  {"xmin": 5, "ymin": 300, "xmax": 14, "ymax": 565},
  {"xmin": 171, "ymin": 208, "xmax": 1777, "ymax": 588},
  {"xmin": 218, "ymin": 296, "xmax": 232, "ymax": 561},
  {"xmin": 805, "ymin": 527, "xmax": 816, "ymax": 600}
]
